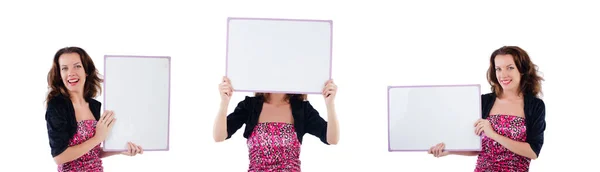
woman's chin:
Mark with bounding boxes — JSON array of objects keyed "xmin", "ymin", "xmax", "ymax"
[
  {"xmin": 67, "ymin": 88, "xmax": 83, "ymax": 94},
  {"xmin": 501, "ymin": 87, "xmax": 518, "ymax": 93}
]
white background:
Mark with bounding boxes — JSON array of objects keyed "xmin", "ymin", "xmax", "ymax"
[{"xmin": 1, "ymin": 0, "xmax": 598, "ymax": 171}]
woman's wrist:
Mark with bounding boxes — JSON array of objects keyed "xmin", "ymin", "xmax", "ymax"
[
  {"xmin": 220, "ymin": 100, "xmax": 229, "ymax": 108},
  {"xmin": 90, "ymin": 136, "xmax": 104, "ymax": 145}
]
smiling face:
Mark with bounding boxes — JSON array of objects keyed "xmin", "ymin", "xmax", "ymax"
[
  {"xmin": 494, "ymin": 54, "xmax": 521, "ymax": 94},
  {"xmin": 46, "ymin": 47, "xmax": 104, "ymax": 103},
  {"xmin": 58, "ymin": 53, "xmax": 87, "ymax": 94},
  {"xmin": 486, "ymin": 46, "xmax": 544, "ymax": 98}
]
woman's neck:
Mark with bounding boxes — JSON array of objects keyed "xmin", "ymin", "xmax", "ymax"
[
  {"xmin": 268, "ymin": 94, "xmax": 288, "ymax": 105},
  {"xmin": 69, "ymin": 92, "xmax": 86, "ymax": 105},
  {"xmin": 500, "ymin": 89, "xmax": 522, "ymax": 101}
]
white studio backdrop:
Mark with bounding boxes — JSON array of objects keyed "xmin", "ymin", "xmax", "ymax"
[{"xmin": 0, "ymin": 0, "xmax": 598, "ymax": 171}]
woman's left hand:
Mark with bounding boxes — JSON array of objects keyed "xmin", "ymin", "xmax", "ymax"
[
  {"xmin": 474, "ymin": 119, "xmax": 498, "ymax": 138},
  {"xmin": 121, "ymin": 142, "xmax": 143, "ymax": 156},
  {"xmin": 322, "ymin": 79, "xmax": 337, "ymax": 105}
]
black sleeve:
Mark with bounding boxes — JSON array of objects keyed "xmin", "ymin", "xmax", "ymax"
[
  {"xmin": 45, "ymin": 104, "xmax": 71, "ymax": 157},
  {"xmin": 527, "ymin": 100, "xmax": 546, "ymax": 157},
  {"xmin": 225, "ymin": 97, "xmax": 251, "ymax": 139},
  {"xmin": 304, "ymin": 101, "xmax": 329, "ymax": 145},
  {"xmin": 480, "ymin": 93, "xmax": 493, "ymax": 119}
]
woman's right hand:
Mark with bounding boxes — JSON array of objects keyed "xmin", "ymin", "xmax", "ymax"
[
  {"xmin": 95, "ymin": 110, "xmax": 116, "ymax": 141},
  {"xmin": 219, "ymin": 76, "xmax": 233, "ymax": 103},
  {"xmin": 428, "ymin": 142, "xmax": 450, "ymax": 158}
]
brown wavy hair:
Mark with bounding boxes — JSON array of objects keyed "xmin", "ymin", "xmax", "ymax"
[
  {"xmin": 487, "ymin": 46, "xmax": 544, "ymax": 98},
  {"xmin": 255, "ymin": 93, "xmax": 307, "ymax": 103},
  {"xmin": 46, "ymin": 47, "xmax": 103, "ymax": 104}
]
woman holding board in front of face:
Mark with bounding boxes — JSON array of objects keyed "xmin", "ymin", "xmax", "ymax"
[
  {"xmin": 45, "ymin": 47, "xmax": 143, "ymax": 171},
  {"xmin": 213, "ymin": 76, "xmax": 340, "ymax": 171},
  {"xmin": 428, "ymin": 46, "xmax": 546, "ymax": 172}
]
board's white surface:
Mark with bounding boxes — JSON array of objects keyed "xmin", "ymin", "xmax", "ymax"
[
  {"xmin": 388, "ymin": 85, "xmax": 482, "ymax": 151},
  {"xmin": 226, "ymin": 18, "xmax": 332, "ymax": 94},
  {"xmin": 103, "ymin": 56, "xmax": 170, "ymax": 151}
]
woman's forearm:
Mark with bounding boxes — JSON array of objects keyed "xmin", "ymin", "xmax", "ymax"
[
  {"xmin": 100, "ymin": 150, "xmax": 121, "ymax": 158},
  {"xmin": 489, "ymin": 133, "xmax": 538, "ymax": 159},
  {"xmin": 213, "ymin": 101, "xmax": 229, "ymax": 142},
  {"xmin": 326, "ymin": 103, "xmax": 339, "ymax": 145},
  {"xmin": 53, "ymin": 136, "xmax": 103, "ymax": 165},
  {"xmin": 449, "ymin": 151, "xmax": 480, "ymax": 156}
]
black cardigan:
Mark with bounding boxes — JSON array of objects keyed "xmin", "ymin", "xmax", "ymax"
[
  {"xmin": 45, "ymin": 95, "xmax": 102, "ymax": 157},
  {"xmin": 481, "ymin": 93, "xmax": 546, "ymax": 157},
  {"xmin": 225, "ymin": 96, "xmax": 330, "ymax": 145}
]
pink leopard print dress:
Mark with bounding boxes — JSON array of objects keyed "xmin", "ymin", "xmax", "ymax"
[
  {"xmin": 475, "ymin": 115, "xmax": 530, "ymax": 172},
  {"xmin": 58, "ymin": 120, "xmax": 103, "ymax": 172},
  {"xmin": 247, "ymin": 122, "xmax": 301, "ymax": 172}
]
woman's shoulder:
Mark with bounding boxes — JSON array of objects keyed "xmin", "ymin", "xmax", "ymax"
[
  {"xmin": 481, "ymin": 92, "xmax": 495, "ymax": 99},
  {"xmin": 229, "ymin": 96, "xmax": 262, "ymax": 109},
  {"xmin": 47, "ymin": 95, "xmax": 69, "ymax": 109},
  {"xmin": 45, "ymin": 95, "xmax": 71, "ymax": 121},
  {"xmin": 480, "ymin": 92, "xmax": 496, "ymax": 104},
  {"xmin": 47, "ymin": 96, "xmax": 102, "ymax": 107},
  {"xmin": 290, "ymin": 98, "xmax": 315, "ymax": 111},
  {"xmin": 240, "ymin": 95, "xmax": 261, "ymax": 103},
  {"xmin": 526, "ymin": 94, "xmax": 546, "ymax": 112},
  {"xmin": 86, "ymin": 97, "xmax": 102, "ymax": 107},
  {"xmin": 529, "ymin": 95, "xmax": 545, "ymax": 105}
]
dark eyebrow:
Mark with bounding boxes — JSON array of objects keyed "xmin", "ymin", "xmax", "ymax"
[
  {"xmin": 495, "ymin": 64, "xmax": 515, "ymax": 68},
  {"xmin": 60, "ymin": 62, "xmax": 81, "ymax": 67}
]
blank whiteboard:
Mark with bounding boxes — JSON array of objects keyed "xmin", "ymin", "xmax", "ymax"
[
  {"xmin": 103, "ymin": 55, "xmax": 170, "ymax": 151},
  {"xmin": 226, "ymin": 17, "xmax": 332, "ymax": 94},
  {"xmin": 388, "ymin": 84, "xmax": 482, "ymax": 152}
]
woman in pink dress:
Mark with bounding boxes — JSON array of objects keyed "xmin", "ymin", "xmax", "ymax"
[
  {"xmin": 428, "ymin": 46, "xmax": 547, "ymax": 172},
  {"xmin": 212, "ymin": 77, "xmax": 341, "ymax": 171},
  {"xmin": 45, "ymin": 47, "xmax": 144, "ymax": 172}
]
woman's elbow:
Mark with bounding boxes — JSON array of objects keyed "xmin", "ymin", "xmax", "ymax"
[
  {"xmin": 53, "ymin": 156, "xmax": 66, "ymax": 165},
  {"xmin": 213, "ymin": 134, "xmax": 226, "ymax": 142},
  {"xmin": 213, "ymin": 137, "xmax": 225, "ymax": 142},
  {"xmin": 327, "ymin": 138, "xmax": 339, "ymax": 145},
  {"xmin": 527, "ymin": 149, "xmax": 538, "ymax": 160},
  {"xmin": 529, "ymin": 154, "xmax": 538, "ymax": 160}
]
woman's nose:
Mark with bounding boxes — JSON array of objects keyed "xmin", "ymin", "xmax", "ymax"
[
  {"xmin": 499, "ymin": 70, "xmax": 508, "ymax": 78},
  {"xmin": 67, "ymin": 69, "xmax": 75, "ymax": 77}
]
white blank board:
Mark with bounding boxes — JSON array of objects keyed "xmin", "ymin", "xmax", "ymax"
[
  {"xmin": 103, "ymin": 55, "xmax": 170, "ymax": 151},
  {"xmin": 388, "ymin": 85, "xmax": 482, "ymax": 151},
  {"xmin": 226, "ymin": 17, "xmax": 332, "ymax": 94}
]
